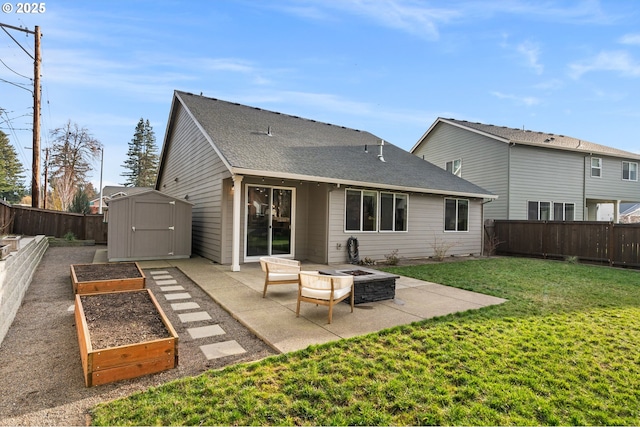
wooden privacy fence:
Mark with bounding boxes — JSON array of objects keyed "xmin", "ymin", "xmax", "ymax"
[
  {"xmin": 493, "ymin": 220, "xmax": 640, "ymax": 268},
  {"xmin": 0, "ymin": 201, "xmax": 108, "ymax": 244}
]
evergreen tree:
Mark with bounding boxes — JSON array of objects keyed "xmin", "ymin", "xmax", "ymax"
[
  {"xmin": 69, "ymin": 186, "xmax": 91, "ymax": 214},
  {"xmin": 121, "ymin": 118, "xmax": 159, "ymax": 187},
  {"xmin": 0, "ymin": 130, "xmax": 26, "ymax": 203}
]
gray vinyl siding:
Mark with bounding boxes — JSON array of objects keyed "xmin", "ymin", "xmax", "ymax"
[
  {"xmin": 306, "ymin": 184, "xmax": 329, "ymax": 263},
  {"xmin": 508, "ymin": 145, "xmax": 584, "ymax": 220},
  {"xmin": 157, "ymin": 102, "xmax": 230, "ymax": 263},
  {"xmin": 585, "ymin": 155, "xmax": 640, "ymax": 201},
  {"xmin": 327, "ymin": 187, "xmax": 483, "ymax": 264},
  {"xmin": 414, "ymin": 123, "xmax": 508, "ymax": 219}
]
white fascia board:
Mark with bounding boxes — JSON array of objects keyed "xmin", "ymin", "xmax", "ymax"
[{"xmin": 231, "ymin": 167, "xmax": 498, "ymax": 200}]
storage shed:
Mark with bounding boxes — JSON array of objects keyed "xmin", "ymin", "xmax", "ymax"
[{"xmin": 107, "ymin": 189, "xmax": 193, "ymax": 262}]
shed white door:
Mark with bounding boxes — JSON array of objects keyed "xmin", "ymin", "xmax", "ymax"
[{"xmin": 131, "ymin": 199, "xmax": 174, "ymax": 258}]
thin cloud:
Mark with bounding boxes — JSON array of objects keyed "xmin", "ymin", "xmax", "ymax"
[
  {"xmin": 569, "ymin": 50, "xmax": 640, "ymax": 79},
  {"xmin": 517, "ymin": 40, "xmax": 544, "ymax": 74},
  {"xmin": 619, "ymin": 33, "xmax": 640, "ymax": 45},
  {"xmin": 491, "ymin": 91, "xmax": 541, "ymax": 106}
]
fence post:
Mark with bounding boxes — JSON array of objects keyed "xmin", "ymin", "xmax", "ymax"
[{"xmin": 609, "ymin": 222, "xmax": 615, "ymax": 267}]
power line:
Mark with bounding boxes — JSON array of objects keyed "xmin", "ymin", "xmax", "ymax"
[{"xmin": 0, "ymin": 57, "xmax": 31, "ymax": 80}]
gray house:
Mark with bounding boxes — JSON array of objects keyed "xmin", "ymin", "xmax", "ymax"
[
  {"xmin": 411, "ymin": 118, "xmax": 640, "ymax": 222},
  {"xmin": 156, "ymin": 92, "xmax": 495, "ymax": 270}
]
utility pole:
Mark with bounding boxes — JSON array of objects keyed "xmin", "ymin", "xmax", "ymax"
[{"xmin": 0, "ymin": 23, "xmax": 42, "ymax": 208}]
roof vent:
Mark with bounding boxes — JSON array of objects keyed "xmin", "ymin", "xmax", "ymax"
[
  {"xmin": 267, "ymin": 126, "xmax": 272, "ymax": 137},
  {"xmin": 378, "ymin": 140, "xmax": 386, "ymax": 162}
]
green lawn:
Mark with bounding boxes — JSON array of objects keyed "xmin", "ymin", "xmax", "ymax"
[{"xmin": 91, "ymin": 258, "xmax": 640, "ymax": 426}]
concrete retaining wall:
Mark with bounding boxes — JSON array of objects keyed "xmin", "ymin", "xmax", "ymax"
[{"xmin": 0, "ymin": 235, "xmax": 49, "ymax": 346}]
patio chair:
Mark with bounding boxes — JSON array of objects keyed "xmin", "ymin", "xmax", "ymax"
[
  {"xmin": 259, "ymin": 256, "xmax": 301, "ymax": 297},
  {"xmin": 296, "ymin": 271, "xmax": 354, "ymax": 324}
]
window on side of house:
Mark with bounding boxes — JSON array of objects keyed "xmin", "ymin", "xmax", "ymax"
[
  {"xmin": 345, "ymin": 189, "xmax": 378, "ymax": 232},
  {"xmin": 528, "ymin": 201, "xmax": 551, "ymax": 220},
  {"xmin": 380, "ymin": 192, "xmax": 408, "ymax": 232},
  {"xmin": 445, "ymin": 159, "xmax": 462, "ymax": 177},
  {"xmin": 622, "ymin": 161, "xmax": 638, "ymax": 181},
  {"xmin": 444, "ymin": 198, "xmax": 468, "ymax": 231},
  {"xmin": 553, "ymin": 202, "xmax": 575, "ymax": 221},
  {"xmin": 591, "ymin": 157, "xmax": 602, "ymax": 178}
]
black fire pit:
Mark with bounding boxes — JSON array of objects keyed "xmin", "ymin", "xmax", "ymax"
[{"xmin": 319, "ymin": 267, "xmax": 398, "ymax": 304}]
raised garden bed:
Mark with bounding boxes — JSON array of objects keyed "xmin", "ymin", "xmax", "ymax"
[
  {"xmin": 70, "ymin": 262, "xmax": 146, "ymax": 294},
  {"xmin": 74, "ymin": 289, "xmax": 179, "ymax": 387}
]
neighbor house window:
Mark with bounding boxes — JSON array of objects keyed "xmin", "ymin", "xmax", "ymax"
[
  {"xmin": 380, "ymin": 192, "xmax": 407, "ymax": 231},
  {"xmin": 446, "ymin": 159, "xmax": 462, "ymax": 177},
  {"xmin": 445, "ymin": 198, "xmax": 468, "ymax": 231},
  {"xmin": 345, "ymin": 189, "xmax": 377, "ymax": 231},
  {"xmin": 528, "ymin": 201, "xmax": 551, "ymax": 220},
  {"xmin": 622, "ymin": 161, "xmax": 638, "ymax": 181},
  {"xmin": 553, "ymin": 202, "xmax": 575, "ymax": 221},
  {"xmin": 591, "ymin": 157, "xmax": 602, "ymax": 178}
]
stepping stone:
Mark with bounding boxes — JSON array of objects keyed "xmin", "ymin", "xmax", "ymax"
[
  {"xmin": 156, "ymin": 279, "xmax": 178, "ymax": 286},
  {"xmin": 187, "ymin": 324, "xmax": 225, "ymax": 339},
  {"xmin": 164, "ymin": 292, "xmax": 191, "ymax": 301},
  {"xmin": 160, "ymin": 285, "xmax": 184, "ymax": 292},
  {"xmin": 171, "ymin": 301, "xmax": 200, "ymax": 311},
  {"xmin": 149, "ymin": 270, "xmax": 170, "ymax": 275},
  {"xmin": 152, "ymin": 275, "xmax": 173, "ymax": 280},
  {"xmin": 200, "ymin": 340, "xmax": 246, "ymax": 360},
  {"xmin": 178, "ymin": 311, "xmax": 212, "ymax": 323}
]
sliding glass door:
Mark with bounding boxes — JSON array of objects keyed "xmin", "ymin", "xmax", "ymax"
[{"xmin": 246, "ymin": 185, "xmax": 294, "ymax": 257}]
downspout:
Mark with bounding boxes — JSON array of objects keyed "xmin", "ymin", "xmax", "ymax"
[{"xmin": 231, "ymin": 175, "xmax": 244, "ymax": 272}]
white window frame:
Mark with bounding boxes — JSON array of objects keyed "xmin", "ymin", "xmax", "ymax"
[
  {"xmin": 444, "ymin": 198, "xmax": 469, "ymax": 232},
  {"xmin": 345, "ymin": 189, "xmax": 409, "ymax": 233},
  {"xmin": 379, "ymin": 192, "xmax": 408, "ymax": 232},
  {"xmin": 446, "ymin": 159, "xmax": 462, "ymax": 177},
  {"xmin": 622, "ymin": 161, "xmax": 638, "ymax": 181},
  {"xmin": 591, "ymin": 157, "xmax": 602, "ymax": 178},
  {"xmin": 528, "ymin": 201, "xmax": 551, "ymax": 221},
  {"xmin": 553, "ymin": 202, "xmax": 575, "ymax": 221}
]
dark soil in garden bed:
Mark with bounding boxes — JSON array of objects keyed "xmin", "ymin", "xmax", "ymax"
[
  {"xmin": 73, "ymin": 262, "xmax": 142, "ymax": 282},
  {"xmin": 81, "ymin": 291, "xmax": 170, "ymax": 349},
  {"xmin": 0, "ymin": 246, "xmax": 277, "ymax": 426}
]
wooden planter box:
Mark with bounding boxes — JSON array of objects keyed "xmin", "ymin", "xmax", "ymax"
[
  {"xmin": 70, "ymin": 262, "xmax": 146, "ymax": 294},
  {"xmin": 1, "ymin": 235, "xmax": 21, "ymax": 252},
  {"xmin": 74, "ymin": 289, "xmax": 179, "ymax": 387},
  {"xmin": 0, "ymin": 244, "xmax": 9, "ymax": 260}
]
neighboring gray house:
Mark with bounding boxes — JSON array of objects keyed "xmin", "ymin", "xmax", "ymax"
[
  {"xmin": 620, "ymin": 203, "xmax": 640, "ymax": 223},
  {"xmin": 156, "ymin": 91, "xmax": 495, "ymax": 270},
  {"xmin": 411, "ymin": 118, "xmax": 640, "ymax": 222}
]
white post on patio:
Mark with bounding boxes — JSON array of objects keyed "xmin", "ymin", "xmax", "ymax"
[{"xmin": 231, "ymin": 175, "xmax": 244, "ymax": 272}]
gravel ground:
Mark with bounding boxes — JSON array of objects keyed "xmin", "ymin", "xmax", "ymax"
[{"xmin": 0, "ymin": 245, "xmax": 277, "ymax": 426}]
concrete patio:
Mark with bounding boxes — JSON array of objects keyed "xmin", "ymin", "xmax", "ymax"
[{"xmin": 99, "ymin": 252, "xmax": 506, "ymax": 354}]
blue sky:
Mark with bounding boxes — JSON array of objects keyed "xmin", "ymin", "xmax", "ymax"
[{"xmin": 2, "ymin": 0, "xmax": 640, "ymax": 191}]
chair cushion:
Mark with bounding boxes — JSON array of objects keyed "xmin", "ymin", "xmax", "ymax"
[
  {"xmin": 301, "ymin": 285, "xmax": 351, "ymax": 301},
  {"xmin": 268, "ymin": 272, "xmax": 299, "ymax": 282}
]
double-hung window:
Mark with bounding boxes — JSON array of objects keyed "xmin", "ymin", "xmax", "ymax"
[
  {"xmin": 446, "ymin": 159, "xmax": 462, "ymax": 177},
  {"xmin": 623, "ymin": 161, "xmax": 638, "ymax": 181},
  {"xmin": 591, "ymin": 157, "xmax": 602, "ymax": 178},
  {"xmin": 444, "ymin": 198, "xmax": 468, "ymax": 231}
]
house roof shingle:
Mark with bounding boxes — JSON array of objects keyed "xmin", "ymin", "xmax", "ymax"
[
  {"xmin": 438, "ymin": 118, "xmax": 640, "ymax": 160},
  {"xmin": 171, "ymin": 91, "xmax": 494, "ymax": 198}
]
